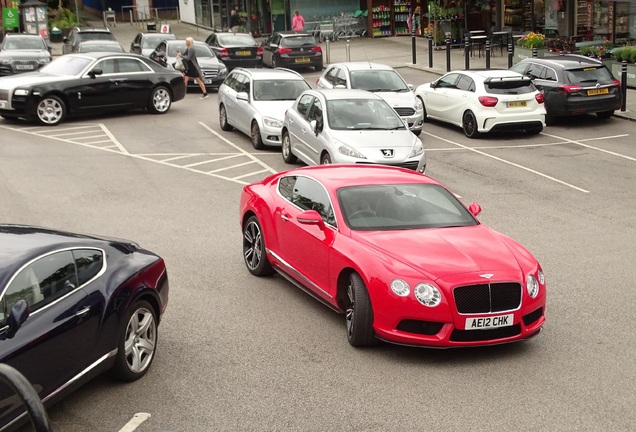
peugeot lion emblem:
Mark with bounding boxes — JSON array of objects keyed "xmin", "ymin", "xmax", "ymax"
[
  {"xmin": 479, "ymin": 274, "xmax": 494, "ymax": 279},
  {"xmin": 381, "ymin": 149, "xmax": 394, "ymax": 158}
]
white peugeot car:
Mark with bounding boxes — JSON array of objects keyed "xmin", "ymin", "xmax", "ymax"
[
  {"xmin": 281, "ymin": 89, "xmax": 426, "ymax": 173},
  {"xmin": 414, "ymin": 70, "xmax": 546, "ymax": 138},
  {"xmin": 218, "ymin": 68, "xmax": 310, "ymax": 149},
  {"xmin": 316, "ymin": 62, "xmax": 424, "ymax": 136}
]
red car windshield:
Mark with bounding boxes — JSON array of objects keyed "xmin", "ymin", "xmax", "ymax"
[{"xmin": 337, "ymin": 184, "xmax": 478, "ymax": 230}]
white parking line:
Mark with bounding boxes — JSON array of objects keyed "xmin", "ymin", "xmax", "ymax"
[
  {"xmin": 208, "ymin": 160, "xmax": 257, "ymax": 173},
  {"xmin": 160, "ymin": 154, "xmax": 203, "ymax": 162},
  {"xmin": 70, "ymin": 134, "xmax": 109, "ymax": 140},
  {"xmin": 425, "ymin": 134, "xmax": 630, "ymax": 152},
  {"xmin": 183, "ymin": 153, "xmax": 242, "ymax": 168},
  {"xmin": 46, "ymin": 129, "xmax": 103, "ymax": 137},
  {"xmin": 423, "ymin": 130, "xmax": 590, "ymax": 193},
  {"xmin": 118, "ymin": 412, "xmax": 151, "ymax": 432},
  {"xmin": 234, "ymin": 168, "xmax": 271, "ymax": 180},
  {"xmin": 541, "ymin": 132, "xmax": 636, "ymax": 162},
  {"xmin": 32, "ymin": 125, "xmax": 97, "ymax": 133},
  {"xmin": 199, "ymin": 122, "xmax": 277, "ymax": 175}
]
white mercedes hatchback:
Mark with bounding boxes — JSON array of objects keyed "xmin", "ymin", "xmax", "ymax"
[{"xmin": 414, "ymin": 70, "xmax": 546, "ymax": 138}]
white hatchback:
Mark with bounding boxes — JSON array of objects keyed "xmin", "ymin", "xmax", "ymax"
[{"xmin": 414, "ymin": 70, "xmax": 546, "ymax": 138}]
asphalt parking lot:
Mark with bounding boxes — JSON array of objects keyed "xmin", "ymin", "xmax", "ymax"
[{"xmin": 2, "ymin": 18, "xmax": 636, "ymax": 432}]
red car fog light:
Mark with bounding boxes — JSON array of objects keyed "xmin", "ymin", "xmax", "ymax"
[{"xmin": 414, "ymin": 283, "xmax": 441, "ymax": 307}]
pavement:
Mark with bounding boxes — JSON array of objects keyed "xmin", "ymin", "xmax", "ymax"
[{"xmin": 50, "ymin": 13, "xmax": 636, "ymax": 121}]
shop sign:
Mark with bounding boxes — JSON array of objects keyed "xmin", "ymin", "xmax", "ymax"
[{"xmin": 2, "ymin": 8, "xmax": 19, "ymax": 29}]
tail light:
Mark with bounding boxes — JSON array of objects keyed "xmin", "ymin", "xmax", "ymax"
[
  {"xmin": 611, "ymin": 79, "xmax": 621, "ymax": 87},
  {"xmin": 478, "ymin": 96, "xmax": 498, "ymax": 107},
  {"xmin": 219, "ymin": 48, "xmax": 229, "ymax": 58},
  {"xmin": 557, "ymin": 85, "xmax": 582, "ymax": 94},
  {"xmin": 535, "ymin": 93, "xmax": 545, "ymax": 104},
  {"xmin": 311, "ymin": 46, "xmax": 322, "ymax": 52},
  {"xmin": 256, "ymin": 47, "xmax": 263, "ymax": 57},
  {"xmin": 316, "ymin": 77, "xmax": 320, "ymax": 85},
  {"xmin": 278, "ymin": 48, "xmax": 292, "ymax": 54}
]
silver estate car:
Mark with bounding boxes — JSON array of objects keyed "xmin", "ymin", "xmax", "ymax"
[
  {"xmin": 218, "ymin": 68, "xmax": 311, "ymax": 149},
  {"xmin": 316, "ymin": 62, "xmax": 424, "ymax": 136},
  {"xmin": 281, "ymin": 89, "xmax": 426, "ymax": 173}
]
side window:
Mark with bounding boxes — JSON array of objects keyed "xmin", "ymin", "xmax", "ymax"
[
  {"xmin": 307, "ymin": 99, "xmax": 323, "ymax": 123},
  {"xmin": 527, "ymin": 63, "xmax": 545, "ymax": 79},
  {"xmin": 2, "ymin": 251, "xmax": 78, "ymax": 318},
  {"xmin": 93, "ymin": 58, "xmax": 117, "ymax": 75},
  {"xmin": 157, "ymin": 42, "xmax": 166, "ymax": 53},
  {"xmin": 134, "ymin": 34, "xmax": 141, "ymax": 44},
  {"xmin": 324, "ymin": 67, "xmax": 338, "ymax": 85},
  {"xmin": 223, "ymin": 72, "xmax": 236, "ymax": 88},
  {"xmin": 336, "ymin": 68, "xmax": 348, "ymax": 87},
  {"xmin": 73, "ymin": 249, "xmax": 104, "ymax": 286},
  {"xmin": 290, "ymin": 177, "xmax": 335, "ymax": 226},
  {"xmin": 296, "ymin": 94, "xmax": 314, "ymax": 118},
  {"xmin": 117, "ymin": 58, "xmax": 147, "ymax": 73},
  {"xmin": 278, "ymin": 176, "xmax": 297, "ymax": 200},
  {"xmin": 456, "ymin": 75, "xmax": 474, "ymax": 92},
  {"xmin": 543, "ymin": 67, "xmax": 557, "ymax": 81},
  {"xmin": 234, "ymin": 74, "xmax": 248, "ymax": 93},
  {"xmin": 510, "ymin": 63, "xmax": 527, "ymax": 75},
  {"xmin": 437, "ymin": 73, "xmax": 459, "ymax": 88}
]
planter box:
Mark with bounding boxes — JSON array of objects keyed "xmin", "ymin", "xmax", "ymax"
[
  {"xmin": 610, "ymin": 62, "xmax": 636, "ymax": 88},
  {"xmin": 514, "ymin": 46, "xmax": 549, "ymax": 61}
]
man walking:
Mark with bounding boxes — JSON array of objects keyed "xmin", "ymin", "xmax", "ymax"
[{"xmin": 230, "ymin": 10, "xmax": 241, "ymax": 33}]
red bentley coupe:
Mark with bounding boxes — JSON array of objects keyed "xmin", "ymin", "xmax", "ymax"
[{"xmin": 240, "ymin": 165, "xmax": 546, "ymax": 348}]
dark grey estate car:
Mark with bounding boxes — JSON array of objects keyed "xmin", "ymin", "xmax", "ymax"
[
  {"xmin": 511, "ymin": 54, "xmax": 622, "ymax": 124},
  {"xmin": 62, "ymin": 27, "xmax": 117, "ymax": 55},
  {"xmin": 0, "ymin": 34, "xmax": 51, "ymax": 76}
]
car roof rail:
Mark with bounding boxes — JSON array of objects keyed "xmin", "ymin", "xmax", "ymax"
[{"xmin": 275, "ymin": 67, "xmax": 303, "ymax": 78}]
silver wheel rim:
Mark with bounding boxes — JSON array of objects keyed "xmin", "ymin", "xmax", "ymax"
[
  {"xmin": 243, "ymin": 221, "xmax": 263, "ymax": 270},
  {"xmin": 220, "ymin": 106, "xmax": 227, "ymax": 127},
  {"xmin": 37, "ymin": 98, "xmax": 63, "ymax": 124},
  {"xmin": 251, "ymin": 123, "xmax": 259, "ymax": 145},
  {"xmin": 153, "ymin": 88, "xmax": 171, "ymax": 112},
  {"xmin": 282, "ymin": 135, "xmax": 290, "ymax": 159},
  {"xmin": 346, "ymin": 281, "xmax": 355, "ymax": 338},
  {"xmin": 124, "ymin": 307, "xmax": 156, "ymax": 373}
]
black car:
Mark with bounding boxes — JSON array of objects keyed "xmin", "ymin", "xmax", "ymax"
[
  {"xmin": 511, "ymin": 54, "xmax": 622, "ymax": 124},
  {"xmin": 0, "ymin": 34, "xmax": 51, "ymax": 76},
  {"xmin": 150, "ymin": 39, "xmax": 228, "ymax": 91},
  {"xmin": 0, "ymin": 52, "xmax": 186, "ymax": 126},
  {"xmin": 130, "ymin": 32, "xmax": 177, "ymax": 57},
  {"xmin": 262, "ymin": 31, "xmax": 323, "ymax": 71},
  {"xmin": 0, "ymin": 225, "xmax": 169, "ymax": 430},
  {"xmin": 204, "ymin": 32, "xmax": 262, "ymax": 70},
  {"xmin": 62, "ymin": 27, "xmax": 117, "ymax": 55}
]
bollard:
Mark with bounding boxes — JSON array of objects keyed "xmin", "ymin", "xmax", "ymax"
[
  {"xmin": 411, "ymin": 28, "xmax": 417, "ymax": 64},
  {"xmin": 532, "ymin": 47, "xmax": 537, "ymax": 58},
  {"xmin": 485, "ymin": 39, "xmax": 491, "ymax": 69},
  {"xmin": 129, "ymin": 10, "xmax": 133, "ymax": 25},
  {"xmin": 508, "ymin": 43, "xmax": 513, "ymax": 68},
  {"xmin": 325, "ymin": 38, "xmax": 330, "ymax": 64},
  {"xmin": 621, "ymin": 60, "xmax": 627, "ymax": 112},
  {"xmin": 446, "ymin": 37, "xmax": 451, "ymax": 72},
  {"xmin": 428, "ymin": 37, "xmax": 433, "ymax": 68},
  {"xmin": 464, "ymin": 36, "xmax": 470, "ymax": 70},
  {"xmin": 346, "ymin": 39, "xmax": 351, "ymax": 62}
]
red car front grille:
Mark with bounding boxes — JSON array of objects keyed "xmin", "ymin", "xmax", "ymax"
[{"xmin": 453, "ymin": 283, "xmax": 521, "ymax": 314}]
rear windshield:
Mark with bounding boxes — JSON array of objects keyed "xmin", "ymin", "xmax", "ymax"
[
  {"xmin": 253, "ymin": 79, "xmax": 310, "ymax": 101},
  {"xmin": 280, "ymin": 36, "xmax": 317, "ymax": 48},
  {"xmin": 565, "ymin": 66, "xmax": 614, "ymax": 84},
  {"xmin": 485, "ymin": 79, "xmax": 536, "ymax": 95},
  {"xmin": 218, "ymin": 34, "xmax": 257, "ymax": 46},
  {"xmin": 79, "ymin": 32, "xmax": 116, "ymax": 42}
]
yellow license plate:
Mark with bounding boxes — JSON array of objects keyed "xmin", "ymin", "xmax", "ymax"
[
  {"xmin": 587, "ymin": 88, "xmax": 609, "ymax": 96},
  {"xmin": 236, "ymin": 50, "xmax": 251, "ymax": 56},
  {"xmin": 295, "ymin": 58, "xmax": 311, "ymax": 63},
  {"xmin": 507, "ymin": 101, "xmax": 527, "ymax": 108}
]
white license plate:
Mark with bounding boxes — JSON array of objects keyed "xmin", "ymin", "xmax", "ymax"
[
  {"xmin": 16, "ymin": 65, "xmax": 34, "ymax": 70},
  {"xmin": 0, "ymin": 101, "xmax": 6, "ymax": 109},
  {"xmin": 204, "ymin": 79, "xmax": 212, "ymax": 84},
  {"xmin": 465, "ymin": 314, "xmax": 514, "ymax": 330},
  {"xmin": 507, "ymin": 101, "xmax": 527, "ymax": 108}
]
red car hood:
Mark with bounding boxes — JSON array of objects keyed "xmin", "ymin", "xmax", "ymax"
[{"xmin": 351, "ymin": 225, "xmax": 523, "ymax": 280}]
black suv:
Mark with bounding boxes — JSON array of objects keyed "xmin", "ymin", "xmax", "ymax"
[
  {"xmin": 62, "ymin": 27, "xmax": 117, "ymax": 55},
  {"xmin": 261, "ymin": 31, "xmax": 322, "ymax": 71},
  {"xmin": 511, "ymin": 55, "xmax": 621, "ymax": 124}
]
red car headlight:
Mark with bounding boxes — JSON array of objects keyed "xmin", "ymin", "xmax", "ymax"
[
  {"xmin": 390, "ymin": 279, "xmax": 410, "ymax": 297},
  {"xmin": 414, "ymin": 283, "xmax": 441, "ymax": 307},
  {"xmin": 526, "ymin": 274, "xmax": 539, "ymax": 298}
]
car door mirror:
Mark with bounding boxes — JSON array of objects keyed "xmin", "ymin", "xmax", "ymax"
[
  {"xmin": 309, "ymin": 119, "xmax": 322, "ymax": 135},
  {"xmin": 236, "ymin": 92, "xmax": 249, "ymax": 102},
  {"xmin": 6, "ymin": 300, "xmax": 30, "ymax": 339},
  {"xmin": 430, "ymin": 81, "xmax": 437, "ymax": 89},
  {"xmin": 88, "ymin": 68, "xmax": 103, "ymax": 78},
  {"xmin": 407, "ymin": 83, "xmax": 414, "ymax": 91},
  {"xmin": 297, "ymin": 210, "xmax": 325, "ymax": 228},
  {"xmin": 468, "ymin": 202, "xmax": 482, "ymax": 217},
  {"xmin": 131, "ymin": 43, "xmax": 141, "ymax": 52}
]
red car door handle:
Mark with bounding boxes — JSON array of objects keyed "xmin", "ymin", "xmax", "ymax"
[{"xmin": 281, "ymin": 213, "xmax": 291, "ymax": 221}]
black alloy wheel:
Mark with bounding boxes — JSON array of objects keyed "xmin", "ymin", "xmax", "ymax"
[
  {"xmin": 345, "ymin": 272, "xmax": 377, "ymax": 347},
  {"xmin": 243, "ymin": 216, "xmax": 274, "ymax": 276}
]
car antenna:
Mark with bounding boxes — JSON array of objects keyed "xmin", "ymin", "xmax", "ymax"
[{"xmin": 364, "ymin": 51, "xmax": 372, "ymax": 69}]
